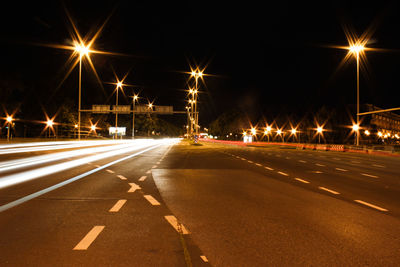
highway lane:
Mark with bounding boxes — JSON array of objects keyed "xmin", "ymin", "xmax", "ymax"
[
  {"xmin": 0, "ymin": 139, "xmax": 209, "ymax": 266},
  {"xmin": 153, "ymin": 141, "xmax": 400, "ymax": 266}
]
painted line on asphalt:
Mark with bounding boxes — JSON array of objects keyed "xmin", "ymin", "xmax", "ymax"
[
  {"xmin": 94, "ymin": 164, "xmax": 101, "ymax": 168},
  {"xmin": 354, "ymin": 200, "xmax": 388, "ymax": 212},
  {"xmin": 138, "ymin": 175, "xmax": 147, "ymax": 181},
  {"xmin": 265, "ymin": 166, "xmax": 274, "ymax": 171},
  {"xmin": 315, "ymin": 163, "xmax": 325, "ymax": 167},
  {"xmin": 318, "ymin": 186, "xmax": 340, "ymax": 195},
  {"xmin": 109, "ymin": 199, "xmax": 127, "ymax": 212},
  {"xmin": 144, "ymin": 195, "xmax": 161, "ymax": 205},
  {"xmin": 157, "ymin": 161, "xmax": 161, "ymax": 164},
  {"xmin": 335, "ymin": 168, "xmax": 348, "ymax": 172},
  {"xmin": 117, "ymin": 175, "xmax": 127, "ymax": 180},
  {"xmin": 146, "ymin": 170, "xmax": 151, "ymax": 174},
  {"xmin": 248, "ymin": 160, "xmax": 254, "ymax": 163},
  {"xmin": 298, "ymin": 160, "xmax": 307, "ymax": 163},
  {"xmin": 286, "ymin": 157, "xmax": 291, "ymax": 159},
  {"xmin": 255, "ymin": 163, "xmax": 262, "ymax": 167},
  {"xmin": 106, "ymin": 169, "xmax": 115, "ymax": 174},
  {"xmin": 200, "ymin": 256, "xmax": 208, "ymax": 262},
  {"xmin": 372, "ymin": 164, "xmax": 385, "ymax": 168},
  {"xmin": 152, "ymin": 165, "xmax": 158, "ymax": 169},
  {"xmin": 0, "ymin": 143, "xmax": 165, "ymax": 212},
  {"xmin": 312, "ymin": 171, "xmax": 323, "ymax": 174},
  {"xmin": 294, "ymin": 178, "xmax": 310, "ymax": 184},
  {"xmin": 73, "ymin": 226, "xmax": 105, "ymax": 250},
  {"xmin": 277, "ymin": 171, "xmax": 289, "ymax": 176},
  {"xmin": 361, "ymin": 173, "xmax": 379, "ymax": 178},
  {"xmin": 164, "ymin": 215, "xmax": 189, "ymax": 234},
  {"xmin": 128, "ymin": 183, "xmax": 141, "ymax": 193}
]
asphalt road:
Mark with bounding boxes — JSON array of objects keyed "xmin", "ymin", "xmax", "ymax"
[{"xmin": 1, "ymin": 139, "xmax": 400, "ymax": 266}]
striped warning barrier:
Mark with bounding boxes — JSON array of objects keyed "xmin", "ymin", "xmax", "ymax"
[{"xmin": 329, "ymin": 145, "xmax": 345, "ymax": 152}]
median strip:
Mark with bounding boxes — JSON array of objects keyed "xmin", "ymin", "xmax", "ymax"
[
  {"xmin": 73, "ymin": 226, "xmax": 105, "ymax": 250},
  {"xmin": 354, "ymin": 200, "xmax": 388, "ymax": 212}
]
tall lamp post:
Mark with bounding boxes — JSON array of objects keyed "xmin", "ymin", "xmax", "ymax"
[
  {"xmin": 348, "ymin": 43, "xmax": 365, "ymax": 146},
  {"xmin": 132, "ymin": 93, "xmax": 138, "ymax": 138},
  {"xmin": 6, "ymin": 116, "xmax": 13, "ymax": 141},
  {"xmin": 114, "ymin": 81, "xmax": 123, "ymax": 139},
  {"xmin": 191, "ymin": 70, "xmax": 203, "ymax": 135}
]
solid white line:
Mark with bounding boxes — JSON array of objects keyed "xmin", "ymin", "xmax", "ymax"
[
  {"xmin": 265, "ymin": 166, "xmax": 274, "ymax": 171},
  {"xmin": 335, "ymin": 168, "xmax": 348, "ymax": 172},
  {"xmin": 164, "ymin": 215, "xmax": 189, "ymax": 234},
  {"xmin": 128, "ymin": 183, "xmax": 141, "ymax": 193},
  {"xmin": 318, "ymin": 186, "xmax": 340, "ymax": 195},
  {"xmin": 294, "ymin": 178, "xmax": 310, "ymax": 184},
  {"xmin": 138, "ymin": 175, "xmax": 147, "ymax": 181},
  {"xmin": 109, "ymin": 199, "xmax": 127, "ymax": 212},
  {"xmin": 277, "ymin": 171, "xmax": 289, "ymax": 176},
  {"xmin": 361, "ymin": 173, "xmax": 379, "ymax": 178},
  {"xmin": 200, "ymin": 256, "xmax": 208, "ymax": 262},
  {"xmin": 106, "ymin": 169, "xmax": 115, "ymax": 174},
  {"xmin": 144, "ymin": 195, "xmax": 161, "ymax": 205},
  {"xmin": 315, "ymin": 163, "xmax": 325, "ymax": 167},
  {"xmin": 117, "ymin": 175, "xmax": 127, "ymax": 180},
  {"xmin": 255, "ymin": 163, "xmax": 262, "ymax": 167},
  {"xmin": 73, "ymin": 226, "xmax": 105, "ymax": 250},
  {"xmin": 354, "ymin": 200, "xmax": 388, "ymax": 211}
]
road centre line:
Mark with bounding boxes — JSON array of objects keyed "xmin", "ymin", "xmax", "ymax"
[
  {"xmin": 146, "ymin": 170, "xmax": 152, "ymax": 174},
  {"xmin": 318, "ymin": 187, "xmax": 340, "ymax": 195},
  {"xmin": 315, "ymin": 163, "xmax": 325, "ymax": 167},
  {"xmin": 372, "ymin": 164, "xmax": 385, "ymax": 168},
  {"xmin": 109, "ymin": 199, "xmax": 127, "ymax": 212},
  {"xmin": 73, "ymin": 226, "xmax": 105, "ymax": 250},
  {"xmin": 138, "ymin": 175, "xmax": 147, "ymax": 181},
  {"xmin": 298, "ymin": 160, "xmax": 307, "ymax": 163},
  {"xmin": 0, "ymin": 143, "xmax": 164, "ymax": 212},
  {"xmin": 248, "ymin": 160, "xmax": 254, "ymax": 163},
  {"xmin": 361, "ymin": 173, "xmax": 379, "ymax": 178},
  {"xmin": 294, "ymin": 178, "xmax": 310, "ymax": 183},
  {"xmin": 152, "ymin": 165, "xmax": 158, "ymax": 169},
  {"xmin": 277, "ymin": 171, "xmax": 289, "ymax": 176},
  {"xmin": 144, "ymin": 195, "xmax": 161, "ymax": 205},
  {"xmin": 312, "ymin": 171, "xmax": 323, "ymax": 174},
  {"xmin": 265, "ymin": 166, "xmax": 274, "ymax": 170},
  {"xmin": 335, "ymin": 168, "xmax": 348, "ymax": 172},
  {"xmin": 255, "ymin": 163, "xmax": 262, "ymax": 166},
  {"xmin": 354, "ymin": 200, "xmax": 388, "ymax": 211},
  {"xmin": 106, "ymin": 169, "xmax": 115, "ymax": 174},
  {"xmin": 117, "ymin": 175, "xmax": 127, "ymax": 180},
  {"xmin": 164, "ymin": 215, "xmax": 189, "ymax": 234}
]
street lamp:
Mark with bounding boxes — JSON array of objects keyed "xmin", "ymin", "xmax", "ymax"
[
  {"xmin": 290, "ymin": 128, "xmax": 297, "ymax": 142},
  {"xmin": 276, "ymin": 129, "xmax": 284, "ymax": 142},
  {"xmin": 348, "ymin": 43, "xmax": 365, "ymax": 146},
  {"xmin": 352, "ymin": 123, "xmax": 360, "ymax": 145},
  {"xmin": 317, "ymin": 126, "xmax": 323, "ymax": 144},
  {"xmin": 190, "ymin": 69, "xmax": 203, "ymax": 136},
  {"xmin": 251, "ymin": 127, "xmax": 257, "ymax": 136},
  {"xmin": 131, "ymin": 93, "xmax": 139, "ymax": 138},
  {"xmin": 265, "ymin": 125, "xmax": 272, "ymax": 142},
  {"xmin": 6, "ymin": 116, "xmax": 13, "ymax": 141},
  {"xmin": 46, "ymin": 119, "xmax": 54, "ymax": 138},
  {"xmin": 114, "ymin": 81, "xmax": 124, "ymax": 139}
]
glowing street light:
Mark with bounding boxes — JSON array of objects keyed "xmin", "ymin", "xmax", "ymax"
[
  {"xmin": 251, "ymin": 127, "xmax": 257, "ymax": 136},
  {"xmin": 190, "ymin": 68, "xmax": 204, "ymax": 136},
  {"xmin": 352, "ymin": 123, "xmax": 360, "ymax": 145},
  {"xmin": 276, "ymin": 128, "xmax": 284, "ymax": 142},
  {"xmin": 364, "ymin": 130, "xmax": 370, "ymax": 136},
  {"xmin": 316, "ymin": 126, "xmax": 323, "ymax": 144},
  {"xmin": 6, "ymin": 116, "xmax": 13, "ymax": 141},
  {"xmin": 46, "ymin": 119, "xmax": 54, "ymax": 138}
]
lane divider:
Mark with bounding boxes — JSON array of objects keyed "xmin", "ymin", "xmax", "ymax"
[
  {"xmin": 138, "ymin": 176, "xmax": 147, "ymax": 182},
  {"xmin": 164, "ymin": 215, "xmax": 189, "ymax": 234},
  {"xmin": 318, "ymin": 186, "xmax": 340, "ymax": 195},
  {"xmin": 73, "ymin": 226, "xmax": 105, "ymax": 250},
  {"xmin": 109, "ymin": 199, "xmax": 127, "ymax": 212},
  {"xmin": 354, "ymin": 200, "xmax": 388, "ymax": 212}
]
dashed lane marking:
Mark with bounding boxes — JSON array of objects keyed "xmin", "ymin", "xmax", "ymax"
[
  {"xmin": 298, "ymin": 160, "xmax": 307, "ymax": 163},
  {"xmin": 277, "ymin": 171, "xmax": 289, "ymax": 176},
  {"xmin": 127, "ymin": 183, "xmax": 141, "ymax": 193},
  {"xmin": 106, "ymin": 169, "xmax": 115, "ymax": 174},
  {"xmin": 152, "ymin": 165, "xmax": 158, "ymax": 169},
  {"xmin": 361, "ymin": 173, "xmax": 379, "ymax": 178},
  {"xmin": 335, "ymin": 168, "xmax": 348, "ymax": 172},
  {"xmin": 94, "ymin": 164, "xmax": 101, "ymax": 168},
  {"xmin": 312, "ymin": 171, "xmax": 323, "ymax": 174},
  {"xmin": 248, "ymin": 160, "xmax": 254, "ymax": 163},
  {"xmin": 109, "ymin": 199, "xmax": 127, "ymax": 212},
  {"xmin": 146, "ymin": 170, "xmax": 151, "ymax": 174},
  {"xmin": 294, "ymin": 178, "xmax": 310, "ymax": 184},
  {"xmin": 315, "ymin": 163, "xmax": 325, "ymax": 167},
  {"xmin": 117, "ymin": 175, "xmax": 127, "ymax": 180},
  {"xmin": 200, "ymin": 256, "xmax": 209, "ymax": 262},
  {"xmin": 255, "ymin": 163, "xmax": 262, "ymax": 167},
  {"xmin": 138, "ymin": 176, "xmax": 147, "ymax": 181},
  {"xmin": 354, "ymin": 200, "xmax": 388, "ymax": 212},
  {"xmin": 265, "ymin": 166, "xmax": 274, "ymax": 171},
  {"xmin": 164, "ymin": 215, "xmax": 189, "ymax": 234},
  {"xmin": 318, "ymin": 186, "xmax": 340, "ymax": 195},
  {"xmin": 73, "ymin": 226, "xmax": 105, "ymax": 250},
  {"xmin": 372, "ymin": 164, "xmax": 385, "ymax": 168},
  {"xmin": 144, "ymin": 195, "xmax": 161, "ymax": 205}
]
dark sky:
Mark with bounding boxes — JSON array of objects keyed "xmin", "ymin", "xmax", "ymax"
[{"xmin": 1, "ymin": 1, "xmax": 400, "ymax": 126}]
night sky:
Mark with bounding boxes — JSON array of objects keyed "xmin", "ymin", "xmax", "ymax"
[{"xmin": 1, "ymin": 1, "xmax": 400, "ymax": 127}]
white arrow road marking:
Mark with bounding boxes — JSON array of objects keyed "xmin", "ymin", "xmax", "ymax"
[
  {"xmin": 109, "ymin": 199, "xmax": 127, "ymax": 212},
  {"xmin": 73, "ymin": 226, "xmax": 105, "ymax": 250},
  {"xmin": 164, "ymin": 215, "xmax": 189, "ymax": 234},
  {"xmin": 128, "ymin": 183, "xmax": 141, "ymax": 193},
  {"xmin": 144, "ymin": 195, "xmax": 161, "ymax": 205}
]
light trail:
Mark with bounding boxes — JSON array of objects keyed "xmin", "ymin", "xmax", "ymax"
[
  {"xmin": 0, "ymin": 139, "xmax": 179, "ymax": 190},
  {"xmin": 0, "ymin": 140, "xmax": 132, "ymax": 155}
]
